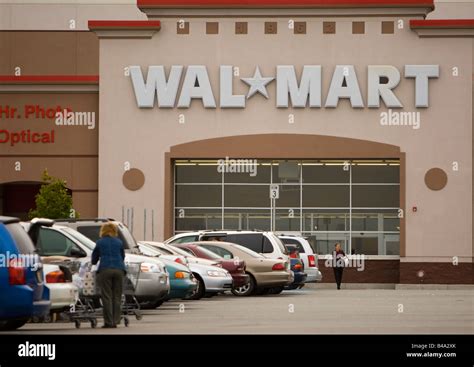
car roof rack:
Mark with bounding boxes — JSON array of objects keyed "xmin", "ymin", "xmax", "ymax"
[{"xmin": 55, "ymin": 217, "xmax": 115, "ymax": 223}]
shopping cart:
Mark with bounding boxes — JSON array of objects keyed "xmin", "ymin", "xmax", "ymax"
[
  {"xmin": 66, "ymin": 261, "xmax": 143, "ymax": 328},
  {"xmin": 121, "ymin": 262, "xmax": 143, "ymax": 326},
  {"xmin": 67, "ymin": 261, "xmax": 101, "ymax": 329}
]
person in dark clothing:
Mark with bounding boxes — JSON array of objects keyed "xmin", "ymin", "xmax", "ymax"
[
  {"xmin": 91, "ymin": 222, "xmax": 126, "ymax": 328},
  {"xmin": 332, "ymin": 242, "xmax": 346, "ymax": 290}
]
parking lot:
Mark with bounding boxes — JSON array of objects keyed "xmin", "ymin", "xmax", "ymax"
[{"xmin": 9, "ymin": 286, "xmax": 474, "ymax": 334}]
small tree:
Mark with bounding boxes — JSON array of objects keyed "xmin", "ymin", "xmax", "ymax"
[{"xmin": 29, "ymin": 169, "xmax": 78, "ymax": 219}]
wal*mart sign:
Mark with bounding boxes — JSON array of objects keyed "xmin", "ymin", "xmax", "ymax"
[{"xmin": 130, "ymin": 65, "xmax": 439, "ymax": 109}]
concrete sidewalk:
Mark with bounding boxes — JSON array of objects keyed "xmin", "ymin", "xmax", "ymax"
[{"xmin": 313, "ymin": 283, "xmax": 474, "ymax": 290}]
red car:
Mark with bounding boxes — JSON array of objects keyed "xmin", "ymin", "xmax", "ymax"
[{"xmin": 174, "ymin": 243, "xmax": 249, "ymax": 288}]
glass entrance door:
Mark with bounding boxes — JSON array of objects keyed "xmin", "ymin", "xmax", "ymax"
[{"xmin": 174, "ymin": 159, "xmax": 400, "ymax": 255}]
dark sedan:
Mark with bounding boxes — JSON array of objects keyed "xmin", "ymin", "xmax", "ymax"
[{"xmin": 174, "ymin": 243, "xmax": 250, "ymax": 288}]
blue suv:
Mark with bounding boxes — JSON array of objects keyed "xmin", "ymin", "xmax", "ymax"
[{"xmin": 0, "ymin": 216, "xmax": 50, "ymax": 331}]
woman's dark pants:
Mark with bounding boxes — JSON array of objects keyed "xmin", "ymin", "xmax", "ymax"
[
  {"xmin": 333, "ymin": 267, "xmax": 344, "ymax": 289},
  {"xmin": 98, "ymin": 268, "xmax": 124, "ymax": 326}
]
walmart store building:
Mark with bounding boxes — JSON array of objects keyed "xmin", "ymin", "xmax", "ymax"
[{"xmin": 0, "ymin": 0, "xmax": 473, "ymax": 284}]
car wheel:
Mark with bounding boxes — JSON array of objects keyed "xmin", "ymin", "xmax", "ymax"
[
  {"xmin": 0, "ymin": 319, "xmax": 28, "ymax": 331},
  {"xmin": 188, "ymin": 274, "xmax": 205, "ymax": 300},
  {"xmin": 231, "ymin": 274, "xmax": 255, "ymax": 297}
]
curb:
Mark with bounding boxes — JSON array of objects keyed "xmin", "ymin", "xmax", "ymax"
[
  {"xmin": 307, "ymin": 283, "xmax": 474, "ymax": 290},
  {"xmin": 395, "ymin": 284, "xmax": 474, "ymax": 290}
]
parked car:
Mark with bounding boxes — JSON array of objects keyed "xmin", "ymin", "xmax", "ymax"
[
  {"xmin": 54, "ymin": 218, "xmax": 142, "ymax": 254},
  {"xmin": 167, "ymin": 244, "xmax": 222, "ymax": 267},
  {"xmin": 166, "ymin": 230, "xmax": 289, "ymax": 261},
  {"xmin": 24, "ymin": 219, "xmax": 170, "ymax": 309},
  {"xmin": 279, "ymin": 235, "xmax": 322, "ymax": 282},
  {"xmin": 141, "ymin": 241, "xmax": 233, "ymax": 299},
  {"xmin": 142, "ymin": 241, "xmax": 221, "ymax": 267},
  {"xmin": 0, "ymin": 217, "xmax": 50, "ymax": 331},
  {"xmin": 137, "ymin": 243, "xmax": 197, "ymax": 300},
  {"xmin": 195, "ymin": 241, "xmax": 293, "ymax": 296},
  {"xmin": 139, "ymin": 242, "xmax": 188, "ymax": 266},
  {"xmin": 42, "ymin": 262, "xmax": 78, "ymax": 314},
  {"xmin": 173, "ymin": 243, "xmax": 249, "ymax": 289}
]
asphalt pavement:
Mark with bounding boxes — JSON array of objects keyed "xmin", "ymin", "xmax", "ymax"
[{"xmin": 7, "ymin": 285, "xmax": 474, "ymax": 334}]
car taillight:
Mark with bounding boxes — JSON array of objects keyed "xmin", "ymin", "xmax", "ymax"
[
  {"xmin": 46, "ymin": 270, "xmax": 66, "ymax": 283},
  {"xmin": 294, "ymin": 263, "xmax": 303, "ymax": 271},
  {"xmin": 175, "ymin": 258, "xmax": 184, "ymax": 264},
  {"xmin": 308, "ymin": 255, "xmax": 316, "ymax": 268},
  {"xmin": 272, "ymin": 263, "xmax": 285, "ymax": 271},
  {"xmin": 8, "ymin": 261, "xmax": 26, "ymax": 285}
]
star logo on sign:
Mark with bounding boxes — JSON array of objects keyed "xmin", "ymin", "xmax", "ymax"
[{"xmin": 241, "ymin": 66, "xmax": 275, "ymax": 99}]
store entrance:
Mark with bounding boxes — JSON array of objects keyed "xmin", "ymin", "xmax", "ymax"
[
  {"xmin": 0, "ymin": 182, "xmax": 42, "ymax": 220},
  {"xmin": 173, "ymin": 158, "xmax": 400, "ymax": 256}
]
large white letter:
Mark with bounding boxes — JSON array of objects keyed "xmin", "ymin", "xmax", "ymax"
[
  {"xmin": 325, "ymin": 65, "xmax": 364, "ymax": 108},
  {"xmin": 220, "ymin": 66, "xmax": 245, "ymax": 108},
  {"xmin": 130, "ymin": 65, "xmax": 183, "ymax": 108},
  {"xmin": 178, "ymin": 65, "xmax": 217, "ymax": 108},
  {"xmin": 368, "ymin": 65, "xmax": 403, "ymax": 108},
  {"xmin": 277, "ymin": 65, "xmax": 321, "ymax": 108},
  {"xmin": 405, "ymin": 65, "xmax": 439, "ymax": 107}
]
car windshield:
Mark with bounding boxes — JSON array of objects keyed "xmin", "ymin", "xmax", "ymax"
[
  {"xmin": 118, "ymin": 223, "xmax": 138, "ymax": 249},
  {"xmin": 6, "ymin": 222, "xmax": 36, "ymax": 254},
  {"xmin": 62, "ymin": 227, "xmax": 96, "ymax": 250},
  {"xmin": 233, "ymin": 244, "xmax": 264, "ymax": 258},
  {"xmin": 193, "ymin": 246, "xmax": 223, "ymax": 260},
  {"xmin": 168, "ymin": 244, "xmax": 196, "ymax": 258},
  {"xmin": 154, "ymin": 246, "xmax": 174, "ymax": 255},
  {"xmin": 139, "ymin": 244, "xmax": 161, "ymax": 257}
]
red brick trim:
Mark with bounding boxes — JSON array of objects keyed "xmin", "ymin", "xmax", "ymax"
[
  {"xmin": 138, "ymin": 0, "xmax": 434, "ymax": 9},
  {"xmin": 88, "ymin": 20, "xmax": 161, "ymax": 31},
  {"xmin": 0, "ymin": 75, "xmax": 99, "ymax": 85},
  {"xmin": 410, "ymin": 19, "xmax": 474, "ymax": 29}
]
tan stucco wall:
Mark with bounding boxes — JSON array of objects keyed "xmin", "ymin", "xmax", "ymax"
[
  {"xmin": 0, "ymin": 0, "xmax": 472, "ymax": 30},
  {"xmin": 97, "ymin": 14, "xmax": 472, "ymax": 265},
  {"xmin": 0, "ymin": 1, "xmax": 472, "ymax": 263}
]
